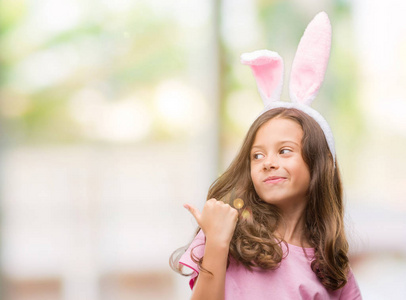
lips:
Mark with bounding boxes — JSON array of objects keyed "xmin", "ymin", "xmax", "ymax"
[{"xmin": 263, "ymin": 176, "xmax": 286, "ymax": 183}]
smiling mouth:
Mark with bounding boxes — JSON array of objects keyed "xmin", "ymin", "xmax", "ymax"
[{"xmin": 264, "ymin": 177, "xmax": 286, "ymax": 184}]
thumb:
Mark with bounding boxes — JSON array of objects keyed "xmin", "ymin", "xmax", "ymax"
[{"xmin": 183, "ymin": 203, "xmax": 201, "ymax": 223}]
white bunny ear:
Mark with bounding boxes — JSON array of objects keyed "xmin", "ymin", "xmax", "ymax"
[
  {"xmin": 289, "ymin": 11, "xmax": 332, "ymax": 105},
  {"xmin": 241, "ymin": 50, "xmax": 284, "ymax": 106}
]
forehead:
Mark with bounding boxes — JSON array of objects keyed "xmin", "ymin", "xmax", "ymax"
[{"xmin": 253, "ymin": 117, "xmax": 303, "ymax": 145}]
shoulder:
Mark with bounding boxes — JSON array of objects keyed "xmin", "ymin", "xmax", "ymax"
[
  {"xmin": 181, "ymin": 229, "xmax": 206, "ymax": 262},
  {"xmin": 187, "ymin": 229, "xmax": 206, "ymax": 253},
  {"xmin": 338, "ymin": 268, "xmax": 362, "ymax": 299}
]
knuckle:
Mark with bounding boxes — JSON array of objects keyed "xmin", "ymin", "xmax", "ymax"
[
  {"xmin": 219, "ymin": 202, "xmax": 228, "ymax": 209},
  {"xmin": 215, "ymin": 200, "xmax": 224, "ymax": 206},
  {"xmin": 206, "ymin": 199, "xmax": 215, "ymax": 206}
]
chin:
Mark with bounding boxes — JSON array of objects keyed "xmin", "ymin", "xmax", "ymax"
[
  {"xmin": 258, "ymin": 193, "xmax": 306, "ymax": 208},
  {"xmin": 258, "ymin": 196, "xmax": 284, "ymax": 206}
]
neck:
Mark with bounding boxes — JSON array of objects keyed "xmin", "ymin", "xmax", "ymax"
[{"xmin": 275, "ymin": 201, "xmax": 310, "ymax": 247}]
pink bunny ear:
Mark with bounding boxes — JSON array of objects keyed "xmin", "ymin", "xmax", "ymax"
[
  {"xmin": 241, "ymin": 50, "xmax": 284, "ymax": 106},
  {"xmin": 289, "ymin": 11, "xmax": 332, "ymax": 105}
]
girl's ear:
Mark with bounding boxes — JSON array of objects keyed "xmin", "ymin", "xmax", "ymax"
[
  {"xmin": 241, "ymin": 50, "xmax": 284, "ymax": 106},
  {"xmin": 289, "ymin": 11, "xmax": 332, "ymax": 106}
]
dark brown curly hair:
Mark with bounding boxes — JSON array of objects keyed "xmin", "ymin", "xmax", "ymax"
[{"xmin": 170, "ymin": 107, "xmax": 349, "ymax": 290}]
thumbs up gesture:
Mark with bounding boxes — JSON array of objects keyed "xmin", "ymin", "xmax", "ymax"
[{"xmin": 184, "ymin": 199, "xmax": 238, "ymax": 248}]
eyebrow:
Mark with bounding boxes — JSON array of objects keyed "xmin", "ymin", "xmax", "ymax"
[{"xmin": 251, "ymin": 140, "xmax": 300, "ymax": 150}]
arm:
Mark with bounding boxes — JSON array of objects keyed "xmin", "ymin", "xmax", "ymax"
[
  {"xmin": 190, "ymin": 238, "xmax": 229, "ymax": 300},
  {"xmin": 184, "ymin": 199, "xmax": 238, "ymax": 300}
]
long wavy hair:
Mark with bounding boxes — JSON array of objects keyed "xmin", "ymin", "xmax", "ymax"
[{"xmin": 170, "ymin": 107, "xmax": 349, "ymax": 290}]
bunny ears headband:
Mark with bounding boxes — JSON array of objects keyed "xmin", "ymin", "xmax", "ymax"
[{"xmin": 241, "ymin": 12, "xmax": 336, "ymax": 165}]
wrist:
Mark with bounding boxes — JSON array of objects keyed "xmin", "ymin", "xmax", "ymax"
[
  {"xmin": 202, "ymin": 238, "xmax": 230, "ymax": 273},
  {"xmin": 205, "ymin": 237, "xmax": 231, "ymax": 252}
]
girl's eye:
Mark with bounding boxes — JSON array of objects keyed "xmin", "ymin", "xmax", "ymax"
[
  {"xmin": 253, "ymin": 153, "xmax": 264, "ymax": 160},
  {"xmin": 280, "ymin": 149, "xmax": 292, "ymax": 154}
]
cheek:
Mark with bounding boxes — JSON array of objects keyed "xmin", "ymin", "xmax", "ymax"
[
  {"xmin": 295, "ymin": 164, "xmax": 310, "ymax": 186},
  {"xmin": 289, "ymin": 159, "xmax": 310, "ymax": 181},
  {"xmin": 250, "ymin": 164, "xmax": 261, "ymax": 184},
  {"xmin": 250, "ymin": 165, "xmax": 256, "ymax": 182}
]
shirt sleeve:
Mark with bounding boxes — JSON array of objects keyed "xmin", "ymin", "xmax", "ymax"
[
  {"xmin": 339, "ymin": 268, "xmax": 363, "ymax": 299},
  {"xmin": 178, "ymin": 229, "xmax": 206, "ymax": 290}
]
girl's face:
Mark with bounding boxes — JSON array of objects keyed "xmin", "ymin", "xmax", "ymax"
[{"xmin": 250, "ymin": 117, "xmax": 310, "ymax": 211}]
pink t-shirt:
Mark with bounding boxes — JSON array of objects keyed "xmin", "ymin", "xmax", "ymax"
[{"xmin": 179, "ymin": 230, "xmax": 362, "ymax": 300}]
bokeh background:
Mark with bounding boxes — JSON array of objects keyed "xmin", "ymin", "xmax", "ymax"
[{"xmin": 0, "ymin": 0, "xmax": 405, "ymax": 299}]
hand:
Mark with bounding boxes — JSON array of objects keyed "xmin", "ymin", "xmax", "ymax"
[{"xmin": 184, "ymin": 199, "xmax": 238, "ymax": 247}]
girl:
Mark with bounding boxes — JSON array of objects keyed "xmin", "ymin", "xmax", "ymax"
[{"xmin": 170, "ymin": 12, "xmax": 362, "ymax": 299}]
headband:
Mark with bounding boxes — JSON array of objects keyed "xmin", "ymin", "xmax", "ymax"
[{"xmin": 241, "ymin": 12, "xmax": 336, "ymax": 165}]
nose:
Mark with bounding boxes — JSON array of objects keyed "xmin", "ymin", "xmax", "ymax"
[{"xmin": 263, "ymin": 155, "xmax": 279, "ymax": 170}]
